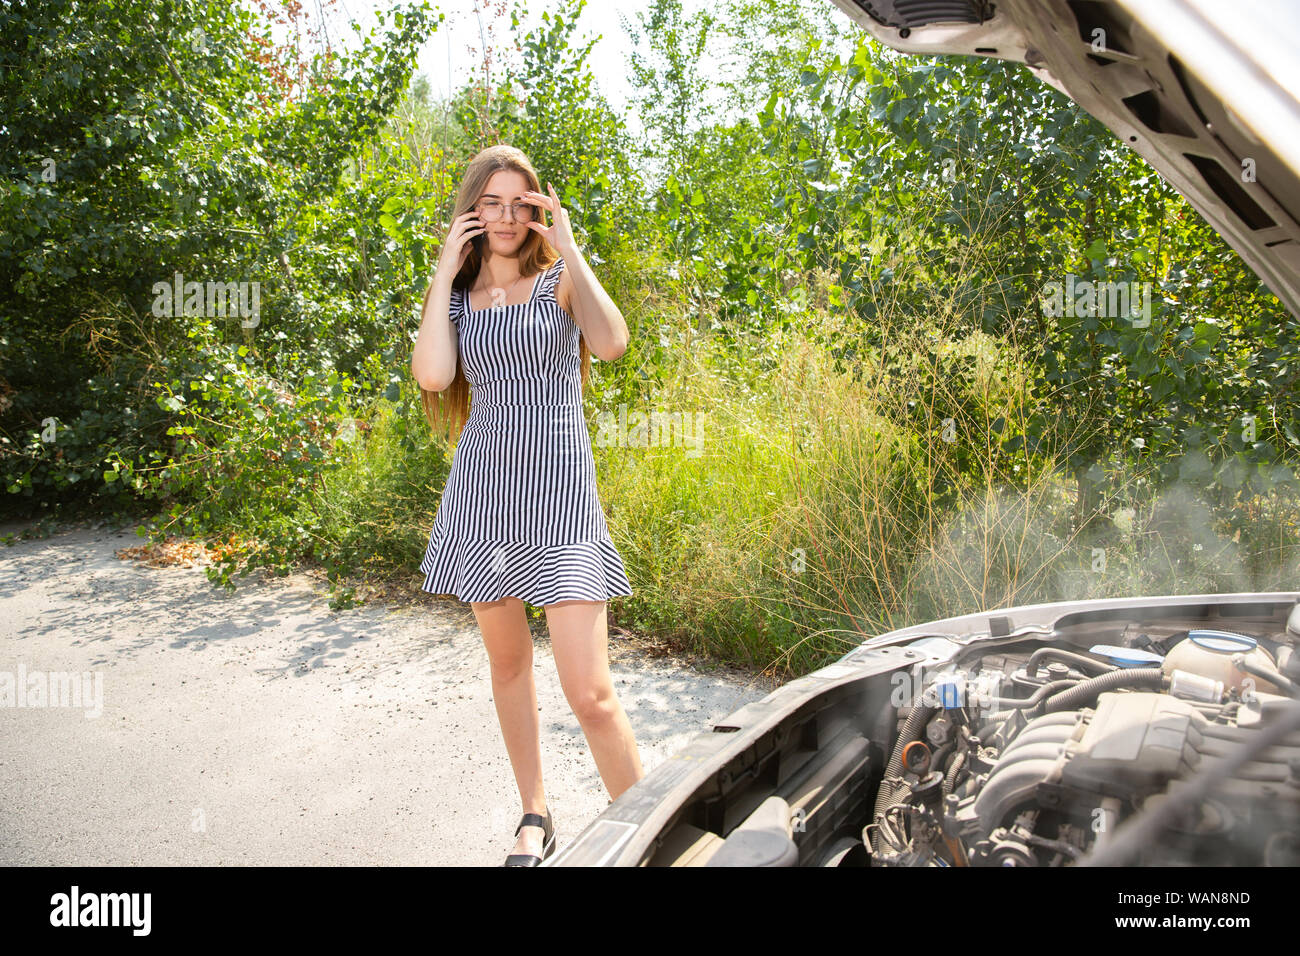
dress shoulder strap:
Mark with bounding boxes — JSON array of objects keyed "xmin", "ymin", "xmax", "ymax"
[
  {"xmin": 539, "ymin": 256, "xmax": 566, "ymax": 299},
  {"xmin": 451, "ymin": 285, "xmax": 466, "ymax": 324}
]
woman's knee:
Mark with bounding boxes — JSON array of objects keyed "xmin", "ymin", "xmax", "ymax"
[
  {"xmin": 486, "ymin": 646, "xmax": 533, "ymax": 682},
  {"xmin": 566, "ymin": 684, "xmax": 618, "ymax": 724},
  {"xmin": 473, "ymin": 597, "xmax": 533, "ymax": 676}
]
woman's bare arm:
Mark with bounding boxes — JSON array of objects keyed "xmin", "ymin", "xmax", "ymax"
[
  {"xmin": 410, "ymin": 270, "xmax": 458, "ymax": 392},
  {"xmin": 410, "ymin": 211, "xmax": 483, "ymax": 392},
  {"xmin": 557, "ymin": 245, "xmax": 629, "ymax": 362},
  {"xmin": 521, "ymin": 184, "xmax": 629, "ymax": 363}
]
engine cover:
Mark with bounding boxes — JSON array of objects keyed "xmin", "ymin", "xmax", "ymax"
[{"xmin": 1061, "ymin": 692, "xmax": 1203, "ymax": 795}]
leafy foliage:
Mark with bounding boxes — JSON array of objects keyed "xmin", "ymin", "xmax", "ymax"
[{"xmin": 3, "ymin": 0, "xmax": 1297, "ymax": 670}]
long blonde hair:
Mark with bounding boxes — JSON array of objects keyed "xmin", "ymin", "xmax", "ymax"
[{"xmin": 419, "ymin": 144, "xmax": 592, "ymax": 444}]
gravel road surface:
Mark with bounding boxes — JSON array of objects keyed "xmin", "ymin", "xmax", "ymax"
[{"xmin": 0, "ymin": 520, "xmax": 780, "ymax": 865}]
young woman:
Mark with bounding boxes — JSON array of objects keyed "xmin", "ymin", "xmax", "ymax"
[{"xmin": 410, "ymin": 144, "xmax": 644, "ymax": 866}]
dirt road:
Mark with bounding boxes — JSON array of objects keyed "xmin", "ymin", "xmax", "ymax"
[{"xmin": 0, "ymin": 520, "xmax": 779, "ymax": 865}]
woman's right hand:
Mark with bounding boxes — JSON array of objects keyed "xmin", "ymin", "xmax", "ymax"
[{"xmin": 437, "ymin": 210, "xmax": 485, "ymax": 277}]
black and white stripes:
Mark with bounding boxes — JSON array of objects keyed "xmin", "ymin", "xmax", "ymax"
[{"xmin": 419, "ymin": 256, "xmax": 634, "ymax": 605}]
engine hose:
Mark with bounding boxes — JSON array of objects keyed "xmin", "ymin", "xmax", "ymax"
[
  {"xmin": 1235, "ymin": 655, "xmax": 1300, "ymax": 698},
  {"xmin": 942, "ymin": 750, "xmax": 967, "ymax": 798},
  {"xmin": 1033, "ymin": 667, "xmax": 1166, "ymax": 716},
  {"xmin": 1025, "ymin": 648, "xmax": 1119, "ymax": 678},
  {"xmin": 977, "ymin": 686, "xmax": 1092, "ymax": 743},
  {"xmin": 873, "ymin": 733, "xmax": 952, "ymax": 856},
  {"xmin": 990, "ymin": 678, "xmax": 1081, "ymax": 709},
  {"xmin": 929, "ymin": 741, "xmax": 955, "ymax": 776},
  {"xmin": 871, "ymin": 703, "xmax": 937, "ymax": 857}
]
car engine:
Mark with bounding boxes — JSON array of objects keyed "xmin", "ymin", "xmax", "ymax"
[{"xmin": 868, "ymin": 624, "xmax": 1300, "ymax": 866}]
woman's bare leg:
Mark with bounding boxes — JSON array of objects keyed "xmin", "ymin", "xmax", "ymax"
[
  {"xmin": 472, "ymin": 596, "xmax": 547, "ymax": 859},
  {"xmin": 544, "ymin": 599, "xmax": 644, "ymax": 801}
]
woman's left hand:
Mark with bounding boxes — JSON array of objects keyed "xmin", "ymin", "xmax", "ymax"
[{"xmin": 522, "ymin": 182, "xmax": 578, "ymax": 255}]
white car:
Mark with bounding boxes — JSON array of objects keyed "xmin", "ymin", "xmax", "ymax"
[{"xmin": 547, "ymin": 0, "xmax": 1300, "ymax": 867}]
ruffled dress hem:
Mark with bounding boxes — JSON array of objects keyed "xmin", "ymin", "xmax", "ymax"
[{"xmin": 418, "ymin": 523, "xmax": 634, "ymax": 605}]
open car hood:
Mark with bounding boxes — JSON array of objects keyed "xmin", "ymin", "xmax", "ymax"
[{"xmin": 828, "ymin": 0, "xmax": 1300, "ymax": 320}]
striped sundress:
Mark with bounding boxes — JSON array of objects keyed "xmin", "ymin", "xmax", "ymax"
[{"xmin": 418, "ymin": 255, "xmax": 634, "ymax": 606}]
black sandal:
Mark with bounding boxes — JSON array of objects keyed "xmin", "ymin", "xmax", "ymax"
[{"xmin": 503, "ymin": 807, "xmax": 556, "ymax": 866}]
